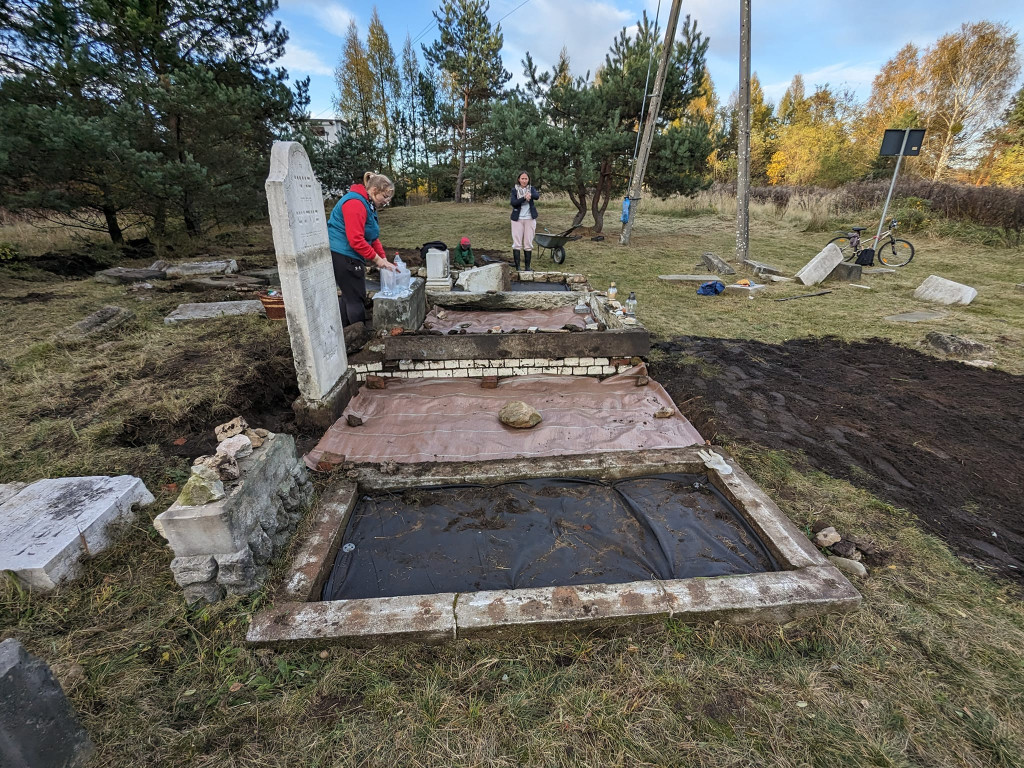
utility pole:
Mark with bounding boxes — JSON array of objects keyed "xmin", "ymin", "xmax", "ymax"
[
  {"xmin": 736, "ymin": 0, "xmax": 751, "ymax": 262},
  {"xmin": 619, "ymin": 0, "xmax": 683, "ymax": 246}
]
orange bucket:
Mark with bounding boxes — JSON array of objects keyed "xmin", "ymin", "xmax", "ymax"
[{"xmin": 258, "ymin": 290, "xmax": 286, "ymax": 320}]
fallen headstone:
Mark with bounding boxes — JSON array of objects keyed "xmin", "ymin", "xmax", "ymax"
[
  {"xmin": 884, "ymin": 309, "xmax": 949, "ymax": 323},
  {"xmin": 241, "ymin": 267, "xmax": 280, "ymax": 282},
  {"xmin": 926, "ymin": 332, "xmax": 989, "ymax": 358},
  {"xmin": 701, "ymin": 251, "xmax": 735, "ymax": 275},
  {"xmin": 60, "ymin": 305, "xmax": 133, "ymax": 338},
  {"xmin": 768, "ymin": 275, "xmax": 795, "ymax": 283},
  {"xmin": 794, "ymin": 243, "xmax": 844, "ymax": 286},
  {"xmin": 825, "ymin": 262, "xmax": 862, "ymax": 283},
  {"xmin": 659, "ymin": 274, "xmax": 720, "ymax": 284},
  {"xmin": 498, "ymin": 401, "xmax": 542, "ymax": 428},
  {"xmin": 0, "ymin": 476, "xmax": 154, "ymax": 590},
  {"xmin": 455, "ymin": 262, "xmax": 511, "ymax": 292},
  {"xmin": 742, "ymin": 259, "xmax": 784, "ymax": 276},
  {"xmin": 163, "ymin": 300, "xmax": 266, "ymax": 324},
  {"xmin": 723, "ymin": 283, "xmax": 766, "ymax": 297},
  {"xmin": 165, "ymin": 259, "xmax": 238, "ymax": 277},
  {"xmin": 94, "ymin": 267, "xmax": 166, "ymax": 284},
  {"xmin": 183, "ymin": 274, "xmax": 266, "ymax": 292},
  {"xmin": 913, "ymin": 275, "xmax": 978, "ymax": 306},
  {"xmin": 862, "ymin": 267, "xmax": 896, "ymax": 275},
  {"xmin": 0, "ymin": 639, "xmax": 94, "ymax": 768}
]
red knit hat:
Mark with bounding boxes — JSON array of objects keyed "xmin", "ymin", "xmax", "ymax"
[{"xmin": 460, "ymin": 237, "xmax": 470, "ymax": 246}]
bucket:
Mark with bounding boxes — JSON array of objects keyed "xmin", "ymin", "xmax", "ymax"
[{"xmin": 258, "ymin": 290, "xmax": 286, "ymax": 320}]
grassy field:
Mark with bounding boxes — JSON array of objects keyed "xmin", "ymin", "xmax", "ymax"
[{"xmin": 1, "ymin": 201, "xmax": 1023, "ymax": 767}]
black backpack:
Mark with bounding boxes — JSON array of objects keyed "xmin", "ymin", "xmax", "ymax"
[
  {"xmin": 420, "ymin": 241, "xmax": 447, "ymax": 259},
  {"xmin": 855, "ymin": 248, "xmax": 875, "ymax": 267}
]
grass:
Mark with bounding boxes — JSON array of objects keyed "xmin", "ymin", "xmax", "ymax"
[{"xmin": 2, "ymin": 201, "xmax": 1023, "ymax": 767}]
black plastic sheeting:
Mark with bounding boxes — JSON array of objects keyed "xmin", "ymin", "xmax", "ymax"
[{"xmin": 322, "ymin": 474, "xmax": 779, "ymax": 601}]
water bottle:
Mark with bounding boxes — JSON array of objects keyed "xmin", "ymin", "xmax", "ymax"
[
  {"xmin": 608, "ymin": 282, "xmax": 618, "ymax": 302},
  {"xmin": 380, "ymin": 265, "xmax": 397, "ymax": 297},
  {"xmin": 625, "ymin": 291, "xmax": 638, "ymax": 316}
]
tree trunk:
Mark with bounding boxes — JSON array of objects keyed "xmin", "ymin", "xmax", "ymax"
[
  {"xmin": 102, "ymin": 204, "xmax": 123, "ymax": 245},
  {"xmin": 567, "ymin": 187, "xmax": 587, "ymax": 227},
  {"xmin": 152, "ymin": 202, "xmax": 166, "ymax": 240},
  {"xmin": 454, "ymin": 91, "xmax": 469, "ymax": 202},
  {"xmin": 183, "ymin": 191, "xmax": 201, "ymax": 238},
  {"xmin": 590, "ymin": 162, "xmax": 613, "ymax": 233}
]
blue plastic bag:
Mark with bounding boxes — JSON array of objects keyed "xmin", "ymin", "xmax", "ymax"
[
  {"xmin": 697, "ymin": 280, "xmax": 725, "ymax": 296},
  {"xmin": 620, "ymin": 197, "xmax": 630, "ymax": 223}
]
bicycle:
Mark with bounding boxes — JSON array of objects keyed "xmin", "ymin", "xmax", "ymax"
[{"xmin": 827, "ymin": 220, "xmax": 915, "ymax": 267}]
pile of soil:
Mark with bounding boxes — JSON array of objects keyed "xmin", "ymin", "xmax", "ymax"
[{"xmin": 650, "ymin": 337, "xmax": 1024, "ymax": 582}]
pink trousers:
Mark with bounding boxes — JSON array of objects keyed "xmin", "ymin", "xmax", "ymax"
[{"xmin": 511, "ymin": 216, "xmax": 537, "ymax": 249}]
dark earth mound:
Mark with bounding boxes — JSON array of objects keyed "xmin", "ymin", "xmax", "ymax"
[{"xmin": 650, "ymin": 336, "xmax": 1024, "ymax": 583}]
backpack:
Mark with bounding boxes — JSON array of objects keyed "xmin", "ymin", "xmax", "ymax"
[
  {"xmin": 855, "ymin": 248, "xmax": 875, "ymax": 267},
  {"xmin": 420, "ymin": 241, "xmax": 447, "ymax": 259}
]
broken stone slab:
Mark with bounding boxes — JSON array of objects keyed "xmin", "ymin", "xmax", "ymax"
[
  {"xmin": 723, "ymin": 283, "xmax": 766, "ymax": 297},
  {"xmin": 182, "ymin": 274, "xmax": 267, "ymax": 292},
  {"xmin": 926, "ymin": 332, "xmax": 989, "ymax": 358},
  {"xmin": 659, "ymin": 274, "xmax": 720, "ymax": 284},
  {"xmin": 825, "ymin": 262, "xmax": 862, "ymax": 283},
  {"xmin": 373, "ymin": 278, "xmax": 427, "ymax": 333},
  {"xmin": 94, "ymin": 267, "xmax": 167, "ymax": 284},
  {"xmin": 241, "ymin": 267, "xmax": 280, "ymax": 282},
  {"xmin": 60, "ymin": 305, "xmax": 134, "ymax": 338},
  {"xmin": 0, "ymin": 638, "xmax": 95, "ymax": 768},
  {"xmin": 914, "ymin": 275, "xmax": 978, "ymax": 306},
  {"xmin": 701, "ymin": 251, "xmax": 735, "ymax": 275},
  {"xmin": 742, "ymin": 259, "xmax": 784, "ymax": 276},
  {"xmin": 769, "ymin": 275, "xmax": 795, "ymax": 283},
  {"xmin": 0, "ymin": 476, "xmax": 154, "ymax": 590},
  {"xmin": 163, "ymin": 300, "xmax": 266, "ymax": 324},
  {"xmin": 828, "ymin": 555, "xmax": 868, "ymax": 578},
  {"xmin": 884, "ymin": 309, "xmax": 949, "ymax": 323},
  {"xmin": 164, "ymin": 259, "xmax": 238, "ymax": 277},
  {"xmin": 862, "ymin": 267, "xmax": 896, "ymax": 275},
  {"xmin": 794, "ymin": 243, "xmax": 844, "ymax": 286},
  {"xmin": 455, "ymin": 262, "xmax": 512, "ymax": 293}
]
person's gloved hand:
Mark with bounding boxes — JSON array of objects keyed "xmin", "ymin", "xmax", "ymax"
[{"xmin": 697, "ymin": 448, "xmax": 732, "ymax": 475}]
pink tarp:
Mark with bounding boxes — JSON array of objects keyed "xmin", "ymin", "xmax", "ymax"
[
  {"xmin": 422, "ymin": 305, "xmax": 592, "ymax": 333},
  {"xmin": 305, "ymin": 366, "xmax": 704, "ymax": 468}
]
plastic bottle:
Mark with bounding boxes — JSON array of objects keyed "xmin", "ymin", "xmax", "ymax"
[
  {"xmin": 608, "ymin": 282, "xmax": 618, "ymax": 302},
  {"xmin": 394, "ymin": 254, "xmax": 410, "ymax": 296},
  {"xmin": 380, "ymin": 264, "xmax": 397, "ymax": 297},
  {"xmin": 625, "ymin": 291, "xmax": 638, "ymax": 316}
]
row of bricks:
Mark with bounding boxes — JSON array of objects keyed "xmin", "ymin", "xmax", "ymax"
[
  {"xmin": 396, "ymin": 357, "xmax": 615, "ymax": 370},
  {"xmin": 355, "ymin": 364, "xmax": 629, "ymax": 381}
]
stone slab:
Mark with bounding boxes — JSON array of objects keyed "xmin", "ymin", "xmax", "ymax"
[
  {"xmin": 742, "ymin": 259, "xmax": 784, "ymax": 276},
  {"xmin": 0, "ymin": 482, "xmax": 27, "ymax": 506},
  {"xmin": 266, "ymin": 141, "xmax": 347, "ymax": 401},
  {"xmin": 658, "ymin": 274, "xmax": 720, "ymax": 284},
  {"xmin": 794, "ymin": 243, "xmax": 844, "ymax": 286},
  {"xmin": 701, "ymin": 251, "xmax": 735, "ymax": 275},
  {"xmin": 94, "ymin": 267, "xmax": 166, "ymax": 284},
  {"xmin": 373, "ymin": 277, "xmax": 427, "ymax": 332},
  {"xmin": 164, "ymin": 259, "xmax": 238, "ymax": 277},
  {"xmin": 914, "ymin": 275, "xmax": 978, "ymax": 306},
  {"xmin": 862, "ymin": 267, "xmax": 896, "ymax": 275},
  {"xmin": 825, "ymin": 262, "xmax": 862, "ymax": 283},
  {"xmin": 277, "ymin": 484, "xmax": 357, "ymax": 602},
  {"xmin": 383, "ymin": 328, "xmax": 649, "ymax": 361},
  {"xmin": 163, "ymin": 300, "xmax": 266, "ymax": 324},
  {"xmin": 183, "ymin": 274, "xmax": 267, "ymax": 292},
  {"xmin": 242, "ymin": 267, "xmax": 280, "ymax": 281},
  {"xmin": 60, "ymin": 306, "xmax": 134, "ymax": 338},
  {"xmin": 0, "ymin": 476, "xmax": 154, "ymax": 590},
  {"xmin": 0, "ymin": 639, "xmax": 94, "ymax": 768},
  {"xmin": 455, "ymin": 262, "xmax": 511, "ymax": 293},
  {"xmin": 884, "ymin": 309, "xmax": 949, "ymax": 323},
  {"xmin": 769, "ymin": 275, "xmax": 795, "ymax": 283},
  {"xmin": 723, "ymin": 283, "xmax": 766, "ymax": 297}
]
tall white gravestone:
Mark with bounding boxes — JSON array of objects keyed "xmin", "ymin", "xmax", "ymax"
[{"xmin": 265, "ymin": 142, "xmax": 347, "ymax": 407}]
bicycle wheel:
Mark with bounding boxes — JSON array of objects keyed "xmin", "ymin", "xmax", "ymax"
[
  {"xmin": 877, "ymin": 238, "xmax": 914, "ymax": 267},
  {"xmin": 827, "ymin": 236, "xmax": 855, "ymax": 261}
]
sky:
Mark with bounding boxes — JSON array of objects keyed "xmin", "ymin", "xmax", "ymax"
[{"xmin": 273, "ymin": 0, "xmax": 1024, "ymax": 119}]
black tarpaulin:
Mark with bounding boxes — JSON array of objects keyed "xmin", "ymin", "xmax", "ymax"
[{"xmin": 322, "ymin": 474, "xmax": 779, "ymax": 601}]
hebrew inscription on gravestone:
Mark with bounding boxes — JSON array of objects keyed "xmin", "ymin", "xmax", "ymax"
[{"xmin": 266, "ymin": 142, "xmax": 346, "ymax": 401}]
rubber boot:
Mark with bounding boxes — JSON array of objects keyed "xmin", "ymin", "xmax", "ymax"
[
  {"xmin": 524, "ymin": 250, "xmax": 532, "ymax": 272},
  {"xmin": 513, "ymin": 248, "xmax": 521, "ymax": 271}
]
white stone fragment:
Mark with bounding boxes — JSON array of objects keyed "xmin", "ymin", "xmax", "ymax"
[
  {"xmin": 217, "ymin": 434, "xmax": 253, "ymax": 460},
  {"xmin": 913, "ymin": 275, "xmax": 978, "ymax": 306}
]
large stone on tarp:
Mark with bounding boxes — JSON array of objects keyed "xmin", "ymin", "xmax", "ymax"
[
  {"xmin": 373, "ymin": 277, "xmax": 427, "ymax": 332},
  {"xmin": 455, "ymin": 262, "xmax": 511, "ymax": 293},
  {"xmin": 913, "ymin": 275, "xmax": 978, "ymax": 306},
  {"xmin": 700, "ymin": 251, "xmax": 735, "ymax": 275},
  {"xmin": 165, "ymin": 259, "xmax": 238, "ymax": 277},
  {"xmin": 94, "ymin": 267, "xmax": 166, "ymax": 284},
  {"xmin": 0, "ymin": 476, "xmax": 154, "ymax": 590},
  {"xmin": 0, "ymin": 639, "xmax": 94, "ymax": 768},
  {"xmin": 795, "ymin": 243, "xmax": 844, "ymax": 286},
  {"xmin": 163, "ymin": 300, "xmax": 266, "ymax": 324}
]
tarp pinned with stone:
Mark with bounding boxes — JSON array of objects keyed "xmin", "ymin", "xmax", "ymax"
[
  {"xmin": 305, "ymin": 366, "xmax": 703, "ymax": 468},
  {"xmin": 422, "ymin": 305, "xmax": 591, "ymax": 333}
]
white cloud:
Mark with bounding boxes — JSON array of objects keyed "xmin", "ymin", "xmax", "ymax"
[
  {"xmin": 279, "ymin": 43, "xmax": 334, "ymax": 77},
  {"xmin": 279, "ymin": 0, "xmax": 355, "ymax": 37}
]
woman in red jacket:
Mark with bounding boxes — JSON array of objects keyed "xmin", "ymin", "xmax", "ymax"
[{"xmin": 327, "ymin": 172, "xmax": 399, "ymax": 326}]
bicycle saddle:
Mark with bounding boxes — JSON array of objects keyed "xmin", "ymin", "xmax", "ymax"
[{"xmin": 850, "ymin": 226, "xmax": 867, "ymax": 232}]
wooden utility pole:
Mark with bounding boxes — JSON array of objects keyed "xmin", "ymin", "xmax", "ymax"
[
  {"xmin": 619, "ymin": 0, "xmax": 683, "ymax": 246},
  {"xmin": 736, "ymin": 0, "xmax": 752, "ymax": 262}
]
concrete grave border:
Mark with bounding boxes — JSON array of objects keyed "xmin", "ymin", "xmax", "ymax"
[{"xmin": 248, "ymin": 447, "xmax": 860, "ymax": 645}]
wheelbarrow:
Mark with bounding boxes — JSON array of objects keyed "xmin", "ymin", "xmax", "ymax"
[{"xmin": 534, "ymin": 225, "xmax": 581, "ymax": 264}]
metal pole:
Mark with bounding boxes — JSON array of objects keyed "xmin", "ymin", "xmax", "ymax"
[
  {"xmin": 620, "ymin": 0, "xmax": 683, "ymax": 246},
  {"xmin": 736, "ymin": 0, "xmax": 751, "ymax": 262},
  {"xmin": 875, "ymin": 128, "xmax": 910, "ymax": 246}
]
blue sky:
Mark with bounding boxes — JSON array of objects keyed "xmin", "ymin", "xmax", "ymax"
[{"xmin": 273, "ymin": 0, "xmax": 1024, "ymax": 119}]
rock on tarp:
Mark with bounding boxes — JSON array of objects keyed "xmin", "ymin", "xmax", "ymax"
[
  {"xmin": 913, "ymin": 275, "xmax": 978, "ymax": 306},
  {"xmin": 794, "ymin": 243, "xmax": 844, "ymax": 286},
  {"xmin": 0, "ymin": 476, "xmax": 154, "ymax": 590}
]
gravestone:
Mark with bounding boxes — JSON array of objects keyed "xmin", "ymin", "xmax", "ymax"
[
  {"xmin": 164, "ymin": 300, "xmax": 266, "ymax": 324},
  {"xmin": 825, "ymin": 262, "xmax": 862, "ymax": 283},
  {"xmin": 60, "ymin": 306, "xmax": 134, "ymax": 338},
  {"xmin": 0, "ymin": 639, "xmax": 94, "ymax": 768},
  {"xmin": 455, "ymin": 262, "xmax": 511, "ymax": 292},
  {"xmin": 94, "ymin": 267, "xmax": 166, "ymax": 284},
  {"xmin": 913, "ymin": 275, "xmax": 978, "ymax": 306},
  {"xmin": 659, "ymin": 274, "xmax": 720, "ymax": 284},
  {"xmin": 701, "ymin": 251, "xmax": 735, "ymax": 275},
  {"xmin": 266, "ymin": 142, "xmax": 349, "ymax": 422},
  {"xmin": 795, "ymin": 243, "xmax": 844, "ymax": 286},
  {"xmin": 742, "ymin": 259, "xmax": 784, "ymax": 276},
  {"xmin": 884, "ymin": 309, "xmax": 949, "ymax": 323},
  {"xmin": 373, "ymin": 278, "xmax": 427, "ymax": 332},
  {"xmin": 425, "ymin": 248, "xmax": 453, "ymax": 291},
  {"xmin": 165, "ymin": 259, "xmax": 238, "ymax": 277},
  {"xmin": 0, "ymin": 476, "xmax": 154, "ymax": 590}
]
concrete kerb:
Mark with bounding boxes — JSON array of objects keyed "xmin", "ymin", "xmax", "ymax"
[{"xmin": 247, "ymin": 447, "xmax": 861, "ymax": 645}]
